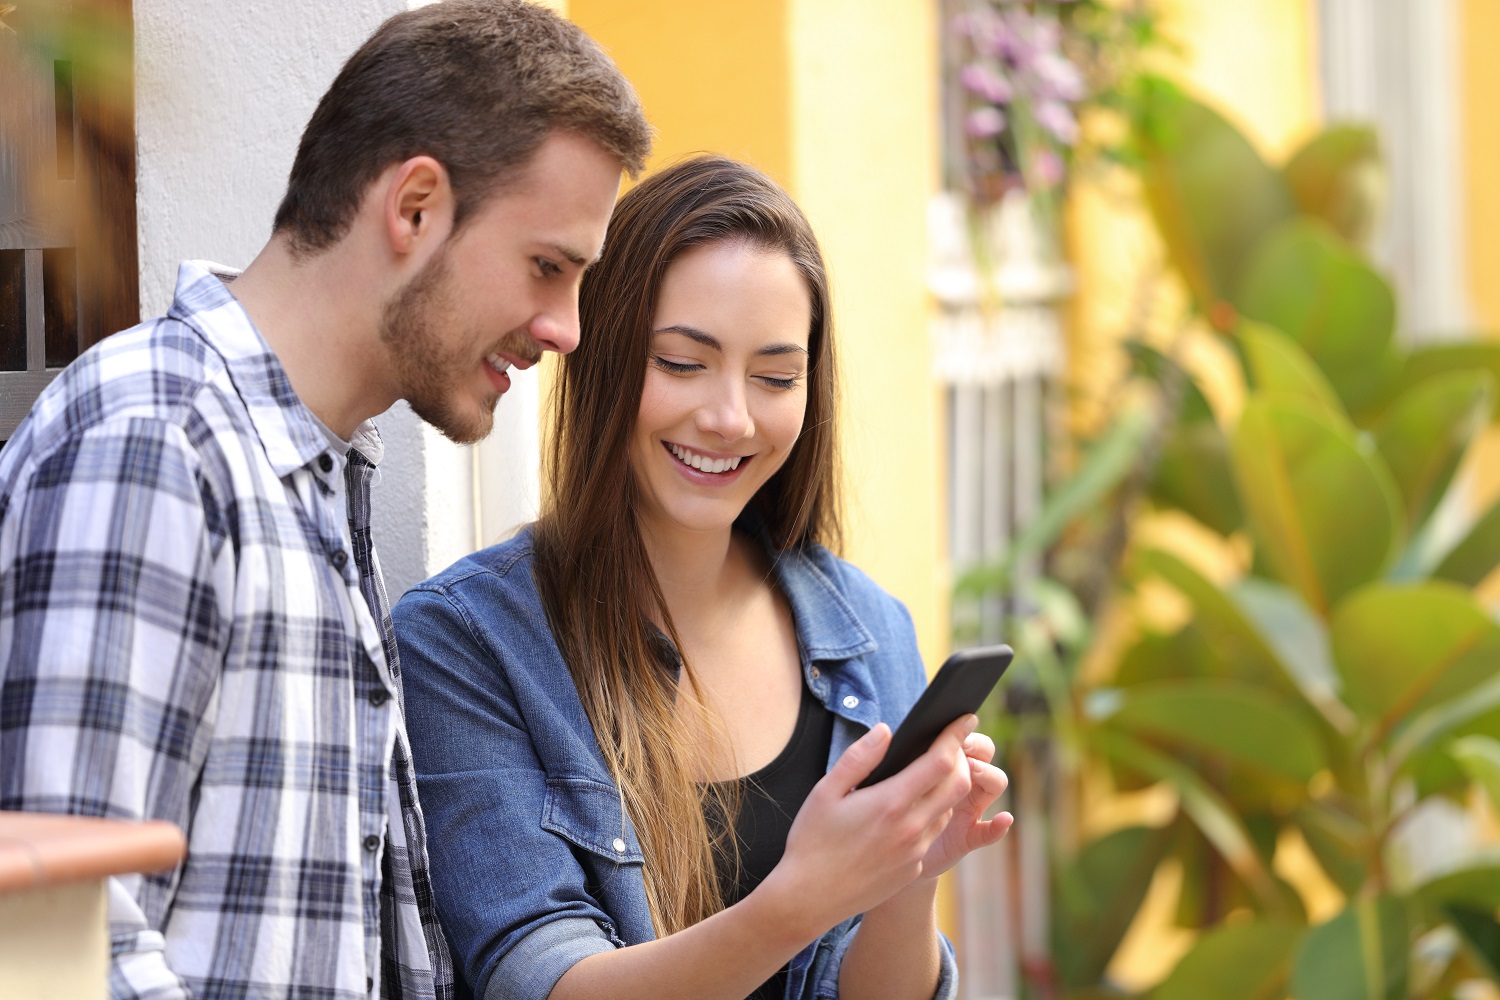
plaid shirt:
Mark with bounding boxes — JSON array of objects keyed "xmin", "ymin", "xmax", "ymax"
[{"xmin": 0, "ymin": 261, "xmax": 454, "ymax": 1000}]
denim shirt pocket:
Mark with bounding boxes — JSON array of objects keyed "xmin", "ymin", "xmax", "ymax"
[{"xmin": 541, "ymin": 777, "xmax": 645, "ymax": 863}]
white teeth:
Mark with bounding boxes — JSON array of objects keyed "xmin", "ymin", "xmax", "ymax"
[
  {"xmin": 486, "ymin": 353, "xmax": 511, "ymax": 375},
  {"xmin": 669, "ymin": 443, "xmax": 743, "ymax": 473}
]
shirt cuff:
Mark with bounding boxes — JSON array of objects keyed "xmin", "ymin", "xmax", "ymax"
[{"xmin": 482, "ymin": 915, "xmax": 619, "ymax": 1000}]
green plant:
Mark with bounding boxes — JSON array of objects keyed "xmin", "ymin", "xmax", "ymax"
[{"xmin": 964, "ymin": 76, "xmax": 1500, "ymax": 999}]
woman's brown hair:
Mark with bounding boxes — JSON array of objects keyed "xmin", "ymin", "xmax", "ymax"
[{"xmin": 531, "ymin": 155, "xmax": 841, "ymax": 934}]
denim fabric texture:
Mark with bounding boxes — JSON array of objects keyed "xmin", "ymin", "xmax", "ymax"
[{"xmin": 392, "ymin": 527, "xmax": 959, "ymax": 1000}]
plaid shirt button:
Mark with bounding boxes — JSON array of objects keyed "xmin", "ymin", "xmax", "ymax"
[
  {"xmin": 332, "ymin": 549, "xmax": 349, "ymax": 570},
  {"xmin": 318, "ymin": 453, "xmax": 334, "ymax": 473},
  {"xmin": 370, "ymin": 688, "xmax": 389, "ymax": 708},
  {"xmin": 364, "ymin": 834, "xmax": 381, "ymax": 852}
]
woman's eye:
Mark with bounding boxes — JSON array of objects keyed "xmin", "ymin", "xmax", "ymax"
[
  {"xmin": 651, "ymin": 356, "xmax": 703, "ymax": 375},
  {"xmin": 535, "ymin": 257, "xmax": 563, "ymax": 277},
  {"xmin": 758, "ymin": 374, "xmax": 802, "ymax": 390}
]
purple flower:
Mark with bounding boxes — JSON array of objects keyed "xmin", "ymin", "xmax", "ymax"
[
  {"xmin": 1034, "ymin": 100, "xmax": 1079, "ymax": 145},
  {"xmin": 1032, "ymin": 148, "xmax": 1065, "ymax": 187},
  {"xmin": 1033, "ymin": 52, "xmax": 1086, "ymax": 103},
  {"xmin": 967, "ymin": 106, "xmax": 1008, "ymax": 139},
  {"xmin": 968, "ymin": 11, "xmax": 1016, "ymax": 61},
  {"xmin": 961, "ymin": 62, "xmax": 1014, "ymax": 105}
]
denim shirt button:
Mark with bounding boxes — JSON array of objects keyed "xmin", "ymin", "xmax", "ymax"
[
  {"xmin": 842, "ymin": 695, "xmax": 859, "ymax": 709},
  {"xmin": 612, "ymin": 837, "xmax": 627, "ymax": 855},
  {"xmin": 809, "ymin": 666, "xmax": 821, "ymax": 680}
]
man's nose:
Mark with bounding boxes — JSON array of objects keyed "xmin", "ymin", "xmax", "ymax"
[{"xmin": 529, "ymin": 302, "xmax": 581, "ymax": 355}]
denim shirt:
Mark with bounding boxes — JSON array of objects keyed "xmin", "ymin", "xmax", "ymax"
[{"xmin": 392, "ymin": 529, "xmax": 959, "ymax": 1000}]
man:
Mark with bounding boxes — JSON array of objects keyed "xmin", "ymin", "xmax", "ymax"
[{"xmin": 0, "ymin": 2, "xmax": 650, "ymax": 997}]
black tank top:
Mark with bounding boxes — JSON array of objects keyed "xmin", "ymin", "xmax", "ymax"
[{"xmin": 704, "ymin": 683, "xmax": 836, "ymax": 1000}]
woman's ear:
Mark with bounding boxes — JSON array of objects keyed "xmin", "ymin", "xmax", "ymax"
[{"xmin": 383, "ymin": 155, "xmax": 455, "ymax": 256}]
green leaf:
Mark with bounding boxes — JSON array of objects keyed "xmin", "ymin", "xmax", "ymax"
[
  {"xmin": 1135, "ymin": 549, "xmax": 1297, "ymax": 693},
  {"xmin": 1281, "ymin": 125, "xmax": 1385, "ymax": 247},
  {"xmin": 1414, "ymin": 860, "xmax": 1500, "ymax": 912},
  {"xmin": 1292, "ymin": 802, "xmax": 1367, "ymax": 896},
  {"xmin": 1432, "ymin": 496, "xmax": 1500, "ymax": 588},
  {"xmin": 1151, "ymin": 420, "xmax": 1244, "ymax": 535},
  {"xmin": 1114, "ymin": 624, "xmax": 1222, "ymax": 688},
  {"xmin": 1127, "ymin": 340, "xmax": 1217, "ymax": 426},
  {"xmin": 1392, "ymin": 341, "xmax": 1500, "ymax": 422},
  {"xmin": 1450, "ymin": 736, "xmax": 1500, "ymax": 817},
  {"xmin": 1088, "ymin": 728, "xmax": 1297, "ymax": 916},
  {"xmin": 1331, "ymin": 583, "xmax": 1500, "ymax": 739},
  {"xmin": 1389, "ymin": 671, "xmax": 1500, "ymax": 773},
  {"xmin": 1232, "ymin": 397, "xmax": 1403, "ymax": 616},
  {"xmin": 1233, "ymin": 220, "xmax": 1402, "ymax": 418},
  {"xmin": 1133, "ymin": 76, "xmax": 1296, "ymax": 310},
  {"xmin": 1107, "ymin": 680, "xmax": 1326, "ymax": 785},
  {"xmin": 1154, "ymin": 921, "xmax": 1304, "ymax": 1000},
  {"xmin": 1053, "ymin": 824, "xmax": 1177, "ymax": 988},
  {"xmin": 1374, "ymin": 371, "xmax": 1494, "ymax": 530},
  {"xmin": 1290, "ymin": 895, "xmax": 1409, "ymax": 1000},
  {"xmin": 1441, "ymin": 906, "xmax": 1500, "ymax": 984},
  {"xmin": 1239, "ymin": 320, "xmax": 1350, "ymax": 427},
  {"xmin": 1230, "ymin": 578, "xmax": 1346, "ymax": 719}
]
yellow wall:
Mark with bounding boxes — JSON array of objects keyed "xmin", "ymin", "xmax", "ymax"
[
  {"xmin": 787, "ymin": 0, "xmax": 947, "ymax": 665},
  {"xmin": 564, "ymin": 1, "xmax": 793, "ymax": 185},
  {"xmin": 1461, "ymin": 0, "xmax": 1500, "ymax": 334},
  {"xmin": 568, "ymin": 0, "xmax": 948, "ymax": 669}
]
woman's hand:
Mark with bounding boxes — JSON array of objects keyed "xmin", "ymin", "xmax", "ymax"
[
  {"xmin": 754, "ymin": 713, "xmax": 980, "ymax": 940},
  {"xmin": 914, "ymin": 728, "xmax": 1012, "ymax": 880}
]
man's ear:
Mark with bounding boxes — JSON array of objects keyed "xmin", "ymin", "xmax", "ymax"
[{"xmin": 383, "ymin": 156, "xmax": 454, "ymax": 256}]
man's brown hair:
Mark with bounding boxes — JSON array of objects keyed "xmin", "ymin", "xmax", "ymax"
[{"xmin": 272, "ymin": 0, "xmax": 652, "ymax": 255}]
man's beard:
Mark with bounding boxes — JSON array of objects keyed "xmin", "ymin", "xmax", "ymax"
[{"xmin": 380, "ymin": 245, "xmax": 497, "ymax": 445}]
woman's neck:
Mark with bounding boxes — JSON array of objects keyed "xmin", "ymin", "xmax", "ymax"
[{"xmin": 640, "ymin": 522, "xmax": 762, "ymax": 637}]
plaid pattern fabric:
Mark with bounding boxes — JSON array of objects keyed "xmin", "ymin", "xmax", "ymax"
[{"xmin": 0, "ymin": 261, "xmax": 453, "ymax": 1000}]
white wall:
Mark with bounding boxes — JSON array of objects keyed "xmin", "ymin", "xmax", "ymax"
[
  {"xmin": 134, "ymin": 0, "xmax": 405, "ymax": 315},
  {"xmin": 133, "ymin": 0, "xmax": 542, "ymax": 600}
]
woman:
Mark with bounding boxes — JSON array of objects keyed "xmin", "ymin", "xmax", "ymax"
[{"xmin": 393, "ymin": 156, "xmax": 1012, "ymax": 1000}]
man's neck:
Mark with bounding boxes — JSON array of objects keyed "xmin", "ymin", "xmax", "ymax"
[{"xmin": 228, "ymin": 235, "xmax": 400, "ymax": 439}]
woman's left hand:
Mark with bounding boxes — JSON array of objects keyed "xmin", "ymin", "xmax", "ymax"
[{"xmin": 917, "ymin": 731, "xmax": 1012, "ymax": 880}]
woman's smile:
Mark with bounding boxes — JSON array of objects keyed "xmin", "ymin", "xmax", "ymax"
[{"xmin": 664, "ymin": 441, "xmax": 752, "ymax": 483}]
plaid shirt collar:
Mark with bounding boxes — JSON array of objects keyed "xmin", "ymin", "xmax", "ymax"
[{"xmin": 170, "ymin": 260, "xmax": 338, "ymax": 478}]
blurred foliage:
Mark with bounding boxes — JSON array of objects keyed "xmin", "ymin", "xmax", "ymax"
[{"xmin": 962, "ymin": 76, "xmax": 1500, "ymax": 998}]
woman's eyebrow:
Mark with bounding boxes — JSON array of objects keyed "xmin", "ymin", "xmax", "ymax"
[{"xmin": 653, "ymin": 325, "xmax": 809, "ymax": 358}]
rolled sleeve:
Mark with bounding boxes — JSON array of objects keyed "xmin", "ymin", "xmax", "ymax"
[{"xmin": 807, "ymin": 920, "xmax": 959, "ymax": 1000}]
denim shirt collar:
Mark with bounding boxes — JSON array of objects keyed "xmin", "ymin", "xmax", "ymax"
[{"xmin": 766, "ymin": 548, "xmax": 877, "ymax": 662}]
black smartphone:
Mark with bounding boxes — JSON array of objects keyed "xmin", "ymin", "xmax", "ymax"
[{"xmin": 856, "ymin": 643, "xmax": 1013, "ymax": 789}]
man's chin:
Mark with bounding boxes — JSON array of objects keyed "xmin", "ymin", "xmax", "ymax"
[{"xmin": 411, "ymin": 396, "xmax": 497, "ymax": 446}]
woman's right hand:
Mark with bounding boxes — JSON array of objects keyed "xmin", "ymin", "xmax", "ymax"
[{"xmin": 754, "ymin": 713, "xmax": 978, "ymax": 940}]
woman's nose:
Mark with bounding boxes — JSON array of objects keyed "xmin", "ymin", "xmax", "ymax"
[{"xmin": 695, "ymin": 382, "xmax": 754, "ymax": 441}]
